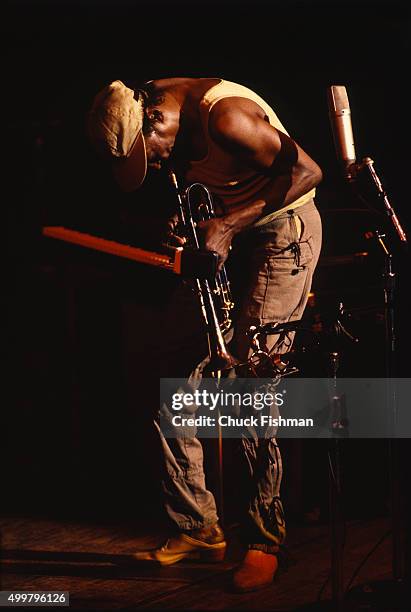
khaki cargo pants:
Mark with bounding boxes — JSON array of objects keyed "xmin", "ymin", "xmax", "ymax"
[{"xmin": 155, "ymin": 199, "xmax": 322, "ymax": 553}]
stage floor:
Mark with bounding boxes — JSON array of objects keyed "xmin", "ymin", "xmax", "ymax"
[{"xmin": 0, "ymin": 515, "xmax": 396, "ymax": 610}]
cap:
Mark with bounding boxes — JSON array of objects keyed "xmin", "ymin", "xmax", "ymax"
[{"xmin": 87, "ymin": 80, "xmax": 147, "ymax": 192}]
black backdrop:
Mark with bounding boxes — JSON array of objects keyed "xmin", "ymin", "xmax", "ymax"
[{"xmin": 5, "ymin": 0, "xmax": 411, "ymax": 521}]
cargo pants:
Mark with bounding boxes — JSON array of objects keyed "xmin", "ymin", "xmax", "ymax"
[{"xmin": 154, "ymin": 199, "xmax": 322, "ymax": 553}]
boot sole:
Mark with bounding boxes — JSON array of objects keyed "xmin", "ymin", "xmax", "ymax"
[
  {"xmin": 232, "ymin": 580, "xmax": 273, "ymax": 593},
  {"xmin": 157, "ymin": 542, "xmax": 227, "ymax": 566}
]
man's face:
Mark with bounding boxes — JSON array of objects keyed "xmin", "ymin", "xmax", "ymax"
[
  {"xmin": 144, "ymin": 98, "xmax": 180, "ymax": 170},
  {"xmin": 145, "ymin": 127, "xmax": 174, "ymax": 170}
]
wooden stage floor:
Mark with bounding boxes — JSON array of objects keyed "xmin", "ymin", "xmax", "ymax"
[{"xmin": 0, "ymin": 515, "xmax": 399, "ymax": 610}]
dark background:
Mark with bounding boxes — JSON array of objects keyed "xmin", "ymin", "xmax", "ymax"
[{"xmin": 5, "ymin": 0, "xmax": 411, "ymax": 524}]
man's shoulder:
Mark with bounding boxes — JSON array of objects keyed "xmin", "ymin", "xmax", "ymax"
[{"xmin": 209, "ymin": 99, "xmax": 266, "ymax": 144}]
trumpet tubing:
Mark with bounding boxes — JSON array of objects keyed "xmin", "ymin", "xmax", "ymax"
[
  {"xmin": 168, "ymin": 170, "xmax": 237, "ymax": 373},
  {"xmin": 185, "ymin": 182, "xmax": 235, "ymax": 333}
]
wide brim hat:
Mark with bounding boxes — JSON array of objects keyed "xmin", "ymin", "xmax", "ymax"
[{"xmin": 87, "ymin": 80, "xmax": 147, "ymax": 192}]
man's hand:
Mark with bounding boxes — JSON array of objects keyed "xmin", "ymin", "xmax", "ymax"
[
  {"xmin": 197, "ymin": 217, "xmax": 235, "ymax": 269},
  {"xmin": 162, "ymin": 213, "xmax": 186, "ymax": 248}
]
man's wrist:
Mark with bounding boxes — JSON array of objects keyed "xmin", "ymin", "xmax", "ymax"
[
  {"xmin": 221, "ymin": 217, "xmax": 238, "ymax": 237},
  {"xmin": 223, "ymin": 199, "xmax": 266, "ymax": 235}
]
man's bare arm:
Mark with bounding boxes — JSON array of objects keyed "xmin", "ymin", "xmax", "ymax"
[
  {"xmin": 198, "ymin": 97, "xmax": 322, "ymax": 263},
  {"xmin": 211, "ymin": 97, "xmax": 321, "ymax": 223}
]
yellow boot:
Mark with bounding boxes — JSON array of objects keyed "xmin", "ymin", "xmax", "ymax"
[{"xmin": 131, "ymin": 523, "xmax": 226, "ymax": 566}]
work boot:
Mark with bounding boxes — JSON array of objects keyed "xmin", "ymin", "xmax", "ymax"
[
  {"xmin": 131, "ymin": 523, "xmax": 226, "ymax": 566},
  {"xmin": 232, "ymin": 549, "xmax": 278, "ymax": 592}
]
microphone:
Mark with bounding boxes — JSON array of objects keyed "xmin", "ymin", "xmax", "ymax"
[{"xmin": 327, "ymin": 85, "xmax": 357, "ymax": 180}]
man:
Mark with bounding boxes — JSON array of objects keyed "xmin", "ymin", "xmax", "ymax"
[{"xmin": 88, "ymin": 77, "xmax": 322, "ymax": 592}]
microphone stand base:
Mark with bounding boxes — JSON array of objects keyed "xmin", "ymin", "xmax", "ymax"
[
  {"xmin": 294, "ymin": 579, "xmax": 409, "ymax": 611},
  {"xmin": 345, "ymin": 578, "xmax": 409, "ymax": 611}
]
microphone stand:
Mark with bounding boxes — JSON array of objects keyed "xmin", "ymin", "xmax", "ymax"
[
  {"xmin": 344, "ymin": 157, "xmax": 408, "ymax": 607},
  {"xmin": 256, "ymin": 314, "xmax": 356, "ymax": 612},
  {"xmin": 326, "ymin": 306, "xmax": 358, "ymax": 612},
  {"xmin": 328, "ymin": 349, "xmax": 347, "ymax": 612},
  {"xmin": 355, "ymin": 157, "xmax": 407, "ymax": 245}
]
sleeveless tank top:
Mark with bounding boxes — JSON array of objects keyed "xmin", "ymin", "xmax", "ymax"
[{"xmin": 184, "ymin": 80, "xmax": 316, "ymax": 226}]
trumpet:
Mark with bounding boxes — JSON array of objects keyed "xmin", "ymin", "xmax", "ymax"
[{"xmin": 168, "ymin": 169, "xmax": 237, "ymax": 374}]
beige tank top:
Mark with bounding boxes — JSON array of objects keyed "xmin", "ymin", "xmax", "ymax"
[{"xmin": 184, "ymin": 80, "xmax": 316, "ymax": 226}]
